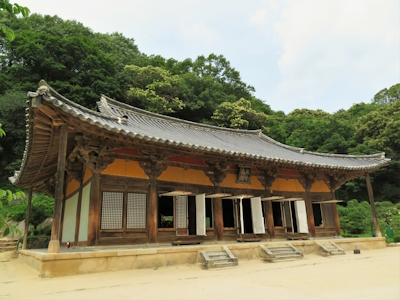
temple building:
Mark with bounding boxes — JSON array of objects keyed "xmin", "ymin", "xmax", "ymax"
[{"xmin": 10, "ymin": 81, "xmax": 390, "ymax": 253}]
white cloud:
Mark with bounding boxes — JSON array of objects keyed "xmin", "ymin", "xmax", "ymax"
[
  {"xmin": 269, "ymin": 0, "xmax": 400, "ymax": 112},
  {"xmin": 181, "ymin": 23, "xmax": 221, "ymax": 46},
  {"xmin": 14, "ymin": 0, "xmax": 400, "ymax": 113}
]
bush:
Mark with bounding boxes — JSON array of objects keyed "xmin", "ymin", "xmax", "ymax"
[
  {"xmin": 37, "ymin": 225, "xmax": 52, "ymax": 236},
  {"xmin": 394, "ymin": 235, "xmax": 400, "ymax": 243},
  {"xmin": 30, "ymin": 205, "xmax": 48, "ymax": 229},
  {"xmin": 8, "ymin": 203, "xmax": 27, "ymax": 221}
]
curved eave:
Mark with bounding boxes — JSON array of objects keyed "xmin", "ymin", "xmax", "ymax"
[{"xmin": 9, "ymin": 81, "xmax": 392, "ymax": 188}]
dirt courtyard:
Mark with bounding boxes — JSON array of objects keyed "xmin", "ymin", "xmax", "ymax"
[{"xmin": 0, "ymin": 247, "xmax": 399, "ymax": 300}]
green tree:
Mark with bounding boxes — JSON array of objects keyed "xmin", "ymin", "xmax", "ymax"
[
  {"xmin": 0, "ymin": 90, "xmax": 27, "ymax": 177},
  {"xmin": 212, "ymin": 98, "xmax": 267, "ymax": 130},
  {"xmin": 345, "ymin": 200, "xmax": 369, "ymax": 234},
  {"xmin": 0, "ymin": 0, "xmax": 29, "ymax": 41},
  {"xmin": 124, "ymin": 65, "xmax": 184, "ymax": 114},
  {"xmin": 372, "ymin": 83, "xmax": 400, "ymax": 105}
]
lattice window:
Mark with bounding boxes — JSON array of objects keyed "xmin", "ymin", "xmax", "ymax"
[
  {"xmin": 127, "ymin": 193, "xmax": 147, "ymax": 229},
  {"xmin": 176, "ymin": 196, "xmax": 187, "ymax": 229},
  {"xmin": 101, "ymin": 192, "xmax": 123, "ymax": 230},
  {"xmin": 322, "ymin": 204, "xmax": 334, "ymax": 227}
]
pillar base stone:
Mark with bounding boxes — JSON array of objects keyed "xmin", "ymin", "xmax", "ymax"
[{"xmin": 48, "ymin": 240, "xmax": 60, "ymax": 253}]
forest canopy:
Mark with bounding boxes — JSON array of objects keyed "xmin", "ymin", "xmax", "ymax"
[{"xmin": 0, "ymin": 12, "xmax": 399, "ymax": 204}]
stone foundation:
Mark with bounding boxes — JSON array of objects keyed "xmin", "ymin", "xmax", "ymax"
[{"xmin": 18, "ymin": 237, "xmax": 386, "ymax": 278}]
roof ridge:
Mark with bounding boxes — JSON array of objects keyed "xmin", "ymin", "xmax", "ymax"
[
  {"xmin": 99, "ymin": 94, "xmax": 263, "ymax": 136},
  {"xmin": 260, "ymin": 133, "xmax": 386, "ymax": 159},
  {"xmin": 38, "ymin": 80, "xmax": 122, "ymax": 123}
]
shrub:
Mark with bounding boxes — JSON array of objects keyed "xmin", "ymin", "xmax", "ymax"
[
  {"xmin": 30, "ymin": 205, "xmax": 47, "ymax": 229},
  {"xmin": 394, "ymin": 235, "xmax": 400, "ymax": 243},
  {"xmin": 8, "ymin": 203, "xmax": 27, "ymax": 221}
]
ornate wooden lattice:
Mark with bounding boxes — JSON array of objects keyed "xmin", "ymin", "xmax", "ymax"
[
  {"xmin": 176, "ymin": 196, "xmax": 187, "ymax": 229},
  {"xmin": 127, "ymin": 193, "xmax": 147, "ymax": 229},
  {"xmin": 101, "ymin": 192, "xmax": 123, "ymax": 230}
]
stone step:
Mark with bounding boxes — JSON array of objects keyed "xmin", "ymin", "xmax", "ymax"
[
  {"xmin": 213, "ymin": 261, "xmax": 237, "ymax": 268},
  {"xmin": 0, "ymin": 241, "xmax": 18, "ymax": 245},
  {"xmin": 275, "ymin": 253, "xmax": 302, "ymax": 258},
  {"xmin": 207, "ymin": 251, "xmax": 228, "ymax": 256},
  {"xmin": 212, "ymin": 258, "xmax": 232, "ymax": 264},
  {"xmin": 268, "ymin": 246, "xmax": 293, "ymax": 250},
  {"xmin": 274, "ymin": 256, "xmax": 303, "ymax": 261},
  {"xmin": 209, "ymin": 255, "xmax": 229, "ymax": 261},
  {"xmin": 270, "ymin": 249, "xmax": 296, "ymax": 254},
  {"xmin": 0, "ymin": 247, "xmax": 16, "ymax": 252},
  {"xmin": 199, "ymin": 248, "xmax": 238, "ymax": 270}
]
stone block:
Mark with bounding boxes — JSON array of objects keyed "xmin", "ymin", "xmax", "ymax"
[
  {"xmin": 54, "ymin": 253, "xmax": 81, "ymax": 260},
  {"xmin": 165, "ymin": 252, "xmax": 198, "ymax": 266},
  {"xmin": 117, "ymin": 249, "xmax": 156, "ymax": 256},
  {"xmin": 94, "ymin": 251, "xmax": 118, "ymax": 258},
  {"xmin": 106, "ymin": 256, "xmax": 136, "ymax": 271},
  {"xmin": 134, "ymin": 254, "xmax": 166, "ymax": 269},
  {"xmin": 230, "ymin": 248, "xmax": 255, "ymax": 260},
  {"xmin": 41, "ymin": 258, "xmax": 107, "ymax": 278},
  {"xmin": 80, "ymin": 252, "xmax": 95, "ymax": 258}
]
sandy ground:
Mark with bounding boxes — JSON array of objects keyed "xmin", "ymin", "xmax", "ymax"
[{"xmin": 0, "ymin": 247, "xmax": 399, "ymax": 300}]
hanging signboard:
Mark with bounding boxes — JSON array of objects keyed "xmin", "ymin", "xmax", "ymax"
[{"xmin": 237, "ymin": 165, "xmax": 252, "ymax": 184}]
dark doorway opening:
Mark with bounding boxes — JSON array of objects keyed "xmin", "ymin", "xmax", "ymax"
[
  {"xmin": 290, "ymin": 201, "xmax": 298, "ymax": 233},
  {"xmin": 272, "ymin": 201, "xmax": 283, "ymax": 226},
  {"xmin": 222, "ymin": 199, "xmax": 235, "ymax": 228},
  {"xmin": 158, "ymin": 196, "xmax": 174, "ymax": 228},
  {"xmin": 313, "ymin": 203, "xmax": 323, "ymax": 226},
  {"xmin": 242, "ymin": 199, "xmax": 253, "ymax": 234},
  {"xmin": 188, "ymin": 196, "xmax": 196, "ymax": 235},
  {"xmin": 206, "ymin": 198, "xmax": 213, "ymax": 228}
]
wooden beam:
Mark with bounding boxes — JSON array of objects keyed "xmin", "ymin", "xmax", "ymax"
[
  {"xmin": 366, "ymin": 173, "xmax": 382, "ymax": 237},
  {"xmin": 87, "ymin": 172, "xmax": 101, "ymax": 246},
  {"xmin": 22, "ymin": 188, "xmax": 33, "ymax": 250},
  {"xmin": 48, "ymin": 124, "xmax": 68, "ymax": 253},
  {"xmin": 213, "ymin": 197, "xmax": 223, "ymax": 240}
]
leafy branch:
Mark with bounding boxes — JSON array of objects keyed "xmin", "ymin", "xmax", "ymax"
[{"xmin": 0, "ymin": 0, "xmax": 30, "ymax": 41}]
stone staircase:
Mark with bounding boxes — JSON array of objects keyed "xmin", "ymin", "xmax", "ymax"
[
  {"xmin": 0, "ymin": 240, "xmax": 18, "ymax": 253},
  {"xmin": 199, "ymin": 246, "xmax": 238, "ymax": 269},
  {"xmin": 317, "ymin": 241, "xmax": 345, "ymax": 256},
  {"xmin": 259, "ymin": 244, "xmax": 303, "ymax": 262}
]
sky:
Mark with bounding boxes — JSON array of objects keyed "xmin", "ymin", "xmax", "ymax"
[{"xmin": 16, "ymin": 0, "xmax": 400, "ymax": 113}]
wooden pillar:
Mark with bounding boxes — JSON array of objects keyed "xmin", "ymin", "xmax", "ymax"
[
  {"xmin": 48, "ymin": 124, "xmax": 68, "ymax": 253},
  {"xmin": 305, "ymin": 190, "xmax": 316, "ymax": 237},
  {"xmin": 366, "ymin": 173, "xmax": 382, "ymax": 237},
  {"xmin": 213, "ymin": 198, "xmax": 223, "ymax": 240},
  {"xmin": 147, "ymin": 177, "xmax": 158, "ymax": 243},
  {"xmin": 87, "ymin": 172, "xmax": 101, "ymax": 246},
  {"xmin": 264, "ymin": 200, "xmax": 275, "ymax": 239},
  {"xmin": 58, "ymin": 186, "xmax": 67, "ymax": 244},
  {"xmin": 331, "ymin": 191, "xmax": 341, "ymax": 236},
  {"xmin": 74, "ymin": 169, "xmax": 84, "ymax": 245},
  {"xmin": 22, "ymin": 188, "xmax": 33, "ymax": 250}
]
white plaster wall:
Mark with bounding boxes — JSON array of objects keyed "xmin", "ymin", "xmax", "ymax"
[
  {"xmin": 78, "ymin": 183, "xmax": 91, "ymax": 241},
  {"xmin": 61, "ymin": 193, "xmax": 78, "ymax": 243}
]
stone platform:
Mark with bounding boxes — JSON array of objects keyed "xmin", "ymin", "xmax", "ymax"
[{"xmin": 18, "ymin": 237, "xmax": 386, "ymax": 278}]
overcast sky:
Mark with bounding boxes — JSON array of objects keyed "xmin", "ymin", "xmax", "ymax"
[{"xmin": 17, "ymin": 0, "xmax": 400, "ymax": 113}]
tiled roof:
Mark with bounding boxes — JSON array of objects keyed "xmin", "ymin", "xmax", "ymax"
[{"xmin": 9, "ymin": 81, "xmax": 391, "ymax": 185}]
